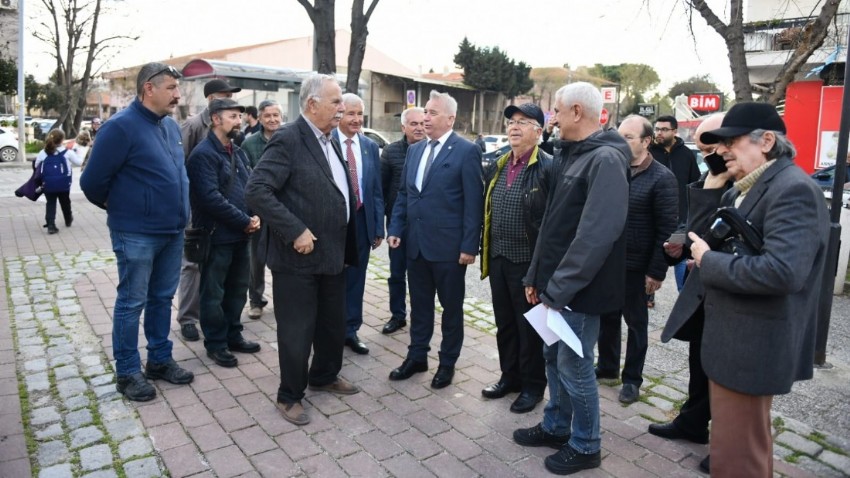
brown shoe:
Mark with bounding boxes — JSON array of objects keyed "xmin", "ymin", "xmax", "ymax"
[
  {"xmin": 276, "ymin": 401, "xmax": 310, "ymax": 426},
  {"xmin": 308, "ymin": 377, "xmax": 360, "ymax": 395}
]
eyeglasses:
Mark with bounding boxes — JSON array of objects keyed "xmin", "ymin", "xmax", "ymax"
[
  {"xmin": 506, "ymin": 119, "xmax": 540, "ymax": 128},
  {"xmin": 718, "ymin": 136, "xmax": 740, "ymax": 148},
  {"xmin": 143, "ymin": 65, "xmax": 181, "ymax": 84},
  {"xmin": 654, "ymin": 127, "xmax": 674, "ymax": 133}
]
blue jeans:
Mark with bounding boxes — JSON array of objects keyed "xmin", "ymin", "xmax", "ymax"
[
  {"xmin": 674, "ymin": 260, "xmax": 687, "ymax": 292},
  {"xmin": 199, "ymin": 241, "xmax": 250, "ymax": 351},
  {"xmin": 542, "ymin": 310, "xmax": 601, "ymax": 454},
  {"xmin": 110, "ymin": 230, "xmax": 182, "ymax": 376}
]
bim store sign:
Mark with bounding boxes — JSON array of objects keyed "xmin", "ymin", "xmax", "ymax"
[{"xmin": 687, "ymin": 94, "xmax": 722, "ymax": 112}]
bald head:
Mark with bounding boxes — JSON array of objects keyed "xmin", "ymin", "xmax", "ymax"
[{"xmin": 694, "ymin": 114, "xmax": 725, "ymax": 155}]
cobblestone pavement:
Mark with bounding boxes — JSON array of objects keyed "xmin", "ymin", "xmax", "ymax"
[{"xmin": 1, "ymin": 175, "xmax": 849, "ymax": 477}]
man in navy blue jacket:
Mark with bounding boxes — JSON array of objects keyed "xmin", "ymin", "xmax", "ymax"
[
  {"xmin": 332, "ymin": 93, "xmax": 384, "ymax": 355},
  {"xmin": 80, "ymin": 62, "xmax": 194, "ymax": 401},
  {"xmin": 186, "ymin": 98, "xmax": 262, "ymax": 368}
]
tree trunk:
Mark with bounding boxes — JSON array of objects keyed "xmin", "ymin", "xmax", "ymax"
[
  {"xmin": 298, "ymin": 0, "xmax": 336, "ymax": 74},
  {"xmin": 74, "ymin": 0, "xmax": 102, "ymax": 133},
  {"xmin": 345, "ymin": 0, "xmax": 380, "ymax": 94}
]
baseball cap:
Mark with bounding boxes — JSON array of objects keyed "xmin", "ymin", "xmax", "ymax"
[
  {"xmin": 204, "ymin": 79, "xmax": 242, "ymax": 98},
  {"xmin": 209, "ymin": 98, "xmax": 246, "ymax": 115},
  {"xmin": 700, "ymin": 102, "xmax": 786, "ymax": 144},
  {"xmin": 504, "ymin": 103, "xmax": 545, "ymax": 127}
]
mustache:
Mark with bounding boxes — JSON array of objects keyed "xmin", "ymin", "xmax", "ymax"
[{"xmin": 169, "ymin": 99, "xmax": 179, "ymax": 105}]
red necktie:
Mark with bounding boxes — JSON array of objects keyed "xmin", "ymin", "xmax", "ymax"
[{"xmin": 345, "ymin": 138, "xmax": 362, "ymax": 210}]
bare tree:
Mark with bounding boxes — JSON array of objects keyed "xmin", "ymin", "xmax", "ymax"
[
  {"xmin": 683, "ymin": 0, "xmax": 842, "ymax": 104},
  {"xmin": 345, "ymin": 0, "xmax": 380, "ymax": 93},
  {"xmin": 32, "ymin": 0, "xmax": 137, "ymax": 135},
  {"xmin": 297, "ymin": 0, "xmax": 337, "ymax": 74}
]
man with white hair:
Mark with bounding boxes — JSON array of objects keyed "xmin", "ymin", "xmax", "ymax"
[
  {"xmin": 512, "ymin": 82, "xmax": 631, "ymax": 475},
  {"xmin": 387, "ymin": 90, "xmax": 484, "ymax": 390},
  {"xmin": 245, "ymin": 74, "xmax": 360, "ymax": 426}
]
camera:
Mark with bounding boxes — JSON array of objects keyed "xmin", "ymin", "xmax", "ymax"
[{"xmin": 703, "ymin": 217, "xmax": 733, "ymax": 251}]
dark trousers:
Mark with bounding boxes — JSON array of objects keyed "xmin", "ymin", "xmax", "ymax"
[
  {"xmin": 407, "ymin": 256, "xmax": 467, "ymax": 366},
  {"xmin": 673, "ymin": 313, "xmax": 711, "ymax": 435},
  {"xmin": 44, "ymin": 191, "xmax": 72, "ymax": 225},
  {"xmin": 198, "ymin": 241, "xmax": 249, "ymax": 352},
  {"xmin": 488, "ymin": 256, "xmax": 546, "ymax": 394},
  {"xmin": 248, "ymin": 226, "xmax": 267, "ymax": 308},
  {"xmin": 598, "ymin": 270, "xmax": 649, "ymax": 387},
  {"xmin": 387, "ymin": 228, "xmax": 407, "ymax": 321},
  {"xmin": 272, "ymin": 270, "xmax": 345, "ymax": 403},
  {"xmin": 345, "ymin": 208, "xmax": 371, "ymax": 338}
]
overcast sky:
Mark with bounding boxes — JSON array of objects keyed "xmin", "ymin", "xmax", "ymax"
[{"xmin": 23, "ymin": 0, "xmax": 734, "ymax": 95}]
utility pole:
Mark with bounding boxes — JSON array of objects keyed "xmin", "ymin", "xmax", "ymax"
[{"xmin": 16, "ymin": 0, "xmax": 24, "ymax": 162}]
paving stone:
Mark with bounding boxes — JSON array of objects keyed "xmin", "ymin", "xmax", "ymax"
[
  {"xmin": 105, "ymin": 417, "xmax": 143, "ymax": 441},
  {"xmin": 819, "ymin": 449, "xmax": 850, "ymax": 473},
  {"xmin": 118, "ymin": 436, "xmax": 153, "ymax": 460},
  {"xmin": 98, "ymin": 400, "xmax": 131, "ymax": 422},
  {"xmin": 35, "ymin": 423, "xmax": 64, "ymax": 440},
  {"xmin": 81, "ymin": 355, "xmax": 102, "ymax": 367},
  {"xmin": 122, "ymin": 457, "xmax": 163, "ymax": 478},
  {"xmin": 57, "ymin": 377, "xmax": 88, "ymax": 398},
  {"xmin": 795, "ymin": 456, "xmax": 847, "ymax": 478},
  {"xmin": 79, "ymin": 444, "xmax": 113, "ymax": 471},
  {"xmin": 38, "ymin": 463, "xmax": 73, "ymax": 478},
  {"xmin": 71, "ymin": 425, "xmax": 105, "ymax": 449},
  {"xmin": 645, "ymin": 395, "xmax": 676, "ymax": 412},
  {"xmin": 26, "ymin": 371, "xmax": 50, "ymax": 392},
  {"xmin": 94, "ymin": 384, "xmax": 119, "ymax": 400},
  {"xmin": 649, "ymin": 383, "xmax": 687, "ymax": 402},
  {"xmin": 81, "ymin": 469, "xmax": 118, "ymax": 478},
  {"xmin": 66, "ymin": 408, "xmax": 93, "ymax": 429},
  {"xmin": 50, "ymin": 354, "xmax": 76, "ymax": 367},
  {"xmin": 90, "ymin": 374, "xmax": 114, "ymax": 387},
  {"xmin": 31, "ymin": 406, "xmax": 62, "ymax": 426},
  {"xmin": 776, "ymin": 431, "xmax": 824, "ymax": 457},
  {"xmin": 63, "ymin": 394, "xmax": 91, "ymax": 411},
  {"xmin": 37, "ymin": 440, "xmax": 70, "ymax": 467},
  {"xmin": 52, "ymin": 364, "xmax": 80, "ymax": 382}
]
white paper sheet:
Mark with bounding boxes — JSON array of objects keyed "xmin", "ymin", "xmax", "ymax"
[
  {"xmin": 523, "ymin": 304, "xmax": 584, "ymax": 357},
  {"xmin": 523, "ymin": 304, "xmax": 560, "ymax": 346}
]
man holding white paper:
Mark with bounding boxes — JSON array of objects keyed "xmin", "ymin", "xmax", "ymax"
[{"xmin": 512, "ymin": 82, "xmax": 630, "ymax": 476}]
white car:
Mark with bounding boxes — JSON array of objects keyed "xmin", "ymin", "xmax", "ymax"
[
  {"xmin": 483, "ymin": 134, "xmax": 509, "ymax": 152},
  {"xmin": 0, "ymin": 127, "xmax": 19, "ymax": 162},
  {"xmin": 361, "ymin": 127, "xmax": 390, "ymax": 155}
]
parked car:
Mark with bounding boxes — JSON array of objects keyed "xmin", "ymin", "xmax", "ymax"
[
  {"xmin": 811, "ymin": 162, "xmax": 850, "ymax": 192},
  {"xmin": 481, "ymin": 143, "xmax": 511, "ymax": 169},
  {"xmin": 0, "ymin": 127, "xmax": 19, "ymax": 162},
  {"xmin": 483, "ymin": 134, "xmax": 509, "ymax": 152},
  {"xmin": 685, "ymin": 142, "xmax": 708, "ymax": 174},
  {"xmin": 362, "ymin": 127, "xmax": 390, "ymax": 155}
]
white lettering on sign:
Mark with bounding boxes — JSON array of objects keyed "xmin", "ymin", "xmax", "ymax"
[{"xmin": 687, "ymin": 94, "xmax": 721, "ymax": 112}]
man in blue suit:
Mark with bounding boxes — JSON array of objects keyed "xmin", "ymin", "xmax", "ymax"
[
  {"xmin": 333, "ymin": 93, "xmax": 385, "ymax": 355},
  {"xmin": 387, "ymin": 90, "xmax": 484, "ymax": 389}
]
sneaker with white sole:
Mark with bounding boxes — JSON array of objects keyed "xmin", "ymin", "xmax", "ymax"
[{"xmin": 248, "ymin": 307, "xmax": 262, "ymax": 319}]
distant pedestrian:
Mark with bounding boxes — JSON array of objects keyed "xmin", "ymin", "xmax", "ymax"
[
  {"xmin": 80, "ymin": 62, "xmax": 194, "ymax": 402},
  {"xmin": 35, "ymin": 129, "xmax": 83, "ymax": 234},
  {"xmin": 475, "ymin": 133, "xmax": 486, "ymax": 152},
  {"xmin": 243, "ymin": 106, "xmax": 262, "ymax": 136}
]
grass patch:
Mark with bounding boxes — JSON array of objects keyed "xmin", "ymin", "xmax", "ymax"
[{"xmin": 808, "ymin": 431, "xmax": 848, "ymax": 456}]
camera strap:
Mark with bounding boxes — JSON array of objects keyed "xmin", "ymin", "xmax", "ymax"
[{"xmin": 715, "ymin": 207, "xmax": 764, "ymax": 252}]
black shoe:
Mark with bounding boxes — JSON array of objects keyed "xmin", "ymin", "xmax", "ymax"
[
  {"xmin": 382, "ymin": 317, "xmax": 407, "ymax": 334},
  {"xmin": 180, "ymin": 323, "xmax": 200, "ymax": 341},
  {"xmin": 431, "ymin": 365, "xmax": 454, "ymax": 389},
  {"xmin": 647, "ymin": 421, "xmax": 709, "ymax": 444},
  {"xmin": 544, "ymin": 444, "xmax": 601, "ymax": 475},
  {"xmin": 116, "ymin": 372, "xmax": 156, "ymax": 402},
  {"xmin": 618, "ymin": 383, "xmax": 640, "ymax": 404},
  {"xmin": 699, "ymin": 455, "xmax": 710, "ymax": 473},
  {"xmin": 228, "ymin": 338, "xmax": 261, "ymax": 353},
  {"xmin": 207, "ymin": 348, "xmax": 238, "ymax": 368},
  {"xmin": 513, "ymin": 424, "xmax": 570, "ymax": 449},
  {"xmin": 65, "ymin": 215, "xmax": 73, "ymax": 227},
  {"xmin": 481, "ymin": 381, "xmax": 521, "ymax": 399},
  {"xmin": 510, "ymin": 392, "xmax": 543, "ymax": 413},
  {"xmin": 145, "ymin": 359, "xmax": 194, "ymax": 384},
  {"xmin": 345, "ymin": 335, "xmax": 369, "ymax": 355},
  {"xmin": 389, "ymin": 358, "xmax": 428, "ymax": 381},
  {"xmin": 594, "ymin": 367, "xmax": 618, "ymax": 380},
  {"xmin": 47, "ymin": 224, "xmax": 59, "ymax": 234}
]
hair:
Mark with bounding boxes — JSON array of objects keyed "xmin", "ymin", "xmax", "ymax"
[
  {"xmin": 623, "ymin": 114, "xmax": 653, "ymax": 138},
  {"xmin": 44, "ymin": 129, "xmax": 66, "ymax": 155},
  {"xmin": 555, "ymin": 82, "xmax": 602, "ymax": 119},
  {"xmin": 656, "ymin": 115, "xmax": 678, "ymax": 129},
  {"xmin": 749, "ymin": 129, "xmax": 797, "ymax": 160},
  {"xmin": 245, "ymin": 106, "xmax": 258, "ymax": 119},
  {"xmin": 135, "ymin": 62, "xmax": 181, "ymax": 97},
  {"xmin": 299, "ymin": 74, "xmax": 337, "ymax": 112},
  {"xmin": 75, "ymin": 131, "xmax": 91, "ymax": 146},
  {"xmin": 400, "ymin": 107, "xmax": 424, "ymax": 125},
  {"xmin": 341, "ymin": 92, "xmax": 364, "ymax": 109},
  {"xmin": 258, "ymin": 99, "xmax": 280, "ymax": 114},
  {"xmin": 428, "ymin": 90, "xmax": 457, "ymax": 115}
]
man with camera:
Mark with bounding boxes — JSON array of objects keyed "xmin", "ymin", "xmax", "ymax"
[{"xmin": 662, "ymin": 103, "xmax": 829, "ymax": 477}]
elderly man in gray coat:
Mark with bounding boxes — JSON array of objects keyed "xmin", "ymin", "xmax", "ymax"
[{"xmin": 663, "ymin": 102, "xmax": 828, "ymax": 477}]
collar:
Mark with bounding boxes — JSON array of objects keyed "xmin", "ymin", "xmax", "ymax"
[
  {"xmin": 428, "ymin": 130, "xmax": 453, "ymax": 146},
  {"xmin": 337, "ymin": 128, "xmax": 360, "ymax": 147},
  {"xmin": 630, "ymin": 151, "xmax": 653, "ymax": 176},
  {"xmin": 303, "ymin": 115, "xmax": 331, "ymax": 144},
  {"xmin": 510, "ymin": 147, "xmax": 534, "ymax": 167},
  {"xmin": 132, "ymin": 97, "xmax": 170, "ymax": 123},
  {"xmin": 734, "ymin": 159, "xmax": 777, "ymax": 195}
]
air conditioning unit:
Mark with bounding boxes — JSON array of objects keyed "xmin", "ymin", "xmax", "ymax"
[{"xmin": 0, "ymin": 0, "xmax": 18, "ymax": 10}]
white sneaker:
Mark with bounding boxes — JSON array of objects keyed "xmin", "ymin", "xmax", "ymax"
[{"xmin": 248, "ymin": 307, "xmax": 262, "ymax": 320}]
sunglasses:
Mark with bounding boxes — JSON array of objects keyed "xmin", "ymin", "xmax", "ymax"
[{"xmin": 144, "ymin": 65, "xmax": 181, "ymax": 84}]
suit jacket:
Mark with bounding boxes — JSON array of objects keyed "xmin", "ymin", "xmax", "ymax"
[
  {"xmin": 388, "ymin": 131, "xmax": 483, "ymax": 262},
  {"xmin": 664, "ymin": 157, "xmax": 828, "ymax": 396},
  {"xmin": 332, "ymin": 130, "xmax": 385, "ymax": 244},
  {"xmin": 245, "ymin": 115, "xmax": 358, "ymax": 275}
]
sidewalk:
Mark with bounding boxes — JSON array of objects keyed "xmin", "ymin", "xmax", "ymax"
[{"xmin": 1, "ymin": 192, "xmax": 848, "ymax": 477}]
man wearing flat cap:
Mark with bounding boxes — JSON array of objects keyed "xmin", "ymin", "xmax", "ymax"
[
  {"xmin": 664, "ymin": 102, "xmax": 829, "ymax": 477},
  {"xmin": 480, "ymin": 103, "xmax": 553, "ymax": 413},
  {"xmin": 177, "ymin": 78, "xmax": 242, "ymax": 343},
  {"xmin": 186, "ymin": 99, "xmax": 261, "ymax": 368}
]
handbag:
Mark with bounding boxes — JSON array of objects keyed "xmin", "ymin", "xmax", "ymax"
[
  {"xmin": 15, "ymin": 166, "xmax": 44, "ymax": 201},
  {"xmin": 184, "ymin": 226, "xmax": 212, "ymax": 264}
]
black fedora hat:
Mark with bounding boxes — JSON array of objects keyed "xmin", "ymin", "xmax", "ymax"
[{"xmin": 701, "ymin": 102, "xmax": 786, "ymax": 145}]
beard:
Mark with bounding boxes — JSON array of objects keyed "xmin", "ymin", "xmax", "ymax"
[{"xmin": 226, "ymin": 126, "xmax": 241, "ymax": 140}]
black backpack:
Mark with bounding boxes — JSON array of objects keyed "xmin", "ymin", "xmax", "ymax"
[{"xmin": 41, "ymin": 150, "xmax": 72, "ymax": 194}]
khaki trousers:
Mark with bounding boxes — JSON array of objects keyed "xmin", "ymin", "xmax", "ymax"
[{"xmin": 709, "ymin": 380, "xmax": 774, "ymax": 477}]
